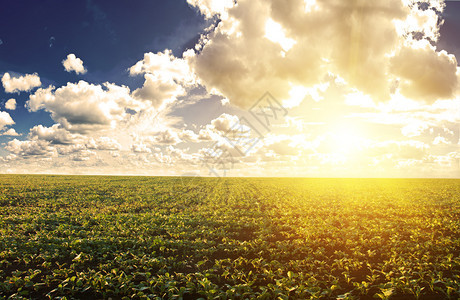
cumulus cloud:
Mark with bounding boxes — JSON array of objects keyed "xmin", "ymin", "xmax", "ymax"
[
  {"xmin": 1, "ymin": 128, "xmax": 20, "ymax": 136},
  {"xmin": 29, "ymin": 124, "xmax": 83, "ymax": 145},
  {"xmin": 186, "ymin": 0, "xmax": 401, "ymax": 107},
  {"xmin": 27, "ymin": 81, "xmax": 144, "ymax": 133},
  {"xmin": 129, "ymin": 50, "xmax": 194, "ymax": 82},
  {"xmin": 209, "ymin": 113, "xmax": 239, "ymax": 132},
  {"xmin": 62, "ymin": 54, "xmax": 87, "ymax": 74},
  {"xmin": 390, "ymin": 43, "xmax": 458, "ymax": 102},
  {"xmin": 2, "ymin": 72, "xmax": 41, "ymax": 93},
  {"xmin": 5, "ymin": 139, "xmax": 55, "ymax": 157},
  {"xmin": 129, "ymin": 50, "xmax": 195, "ymax": 108},
  {"xmin": 163, "ymin": 145, "xmax": 197, "ymax": 163},
  {"xmin": 179, "ymin": 129, "xmax": 200, "ymax": 142},
  {"xmin": 87, "ymin": 137, "xmax": 122, "ymax": 151},
  {"xmin": 71, "ymin": 150, "xmax": 96, "ymax": 161},
  {"xmin": 195, "ymin": 113, "xmax": 243, "ymax": 141},
  {"xmin": 0, "ymin": 111, "xmax": 14, "ymax": 131},
  {"xmin": 433, "ymin": 135, "xmax": 450, "ymax": 145},
  {"xmin": 394, "ymin": 1, "xmax": 444, "ymax": 42},
  {"xmin": 401, "ymin": 120, "xmax": 430, "ymax": 137},
  {"xmin": 5, "ymin": 98, "xmax": 16, "ymax": 110},
  {"xmin": 187, "ymin": 0, "xmax": 235, "ymax": 19},
  {"xmin": 153, "ymin": 129, "xmax": 181, "ymax": 144},
  {"xmin": 132, "ymin": 74, "xmax": 186, "ymax": 108},
  {"xmin": 131, "ymin": 142, "xmax": 151, "ymax": 153},
  {"xmin": 11, "ymin": 124, "xmax": 122, "ymax": 162},
  {"xmin": 185, "ymin": 0, "xmax": 456, "ymax": 108},
  {"xmin": 56, "ymin": 144, "xmax": 86, "ymax": 155}
]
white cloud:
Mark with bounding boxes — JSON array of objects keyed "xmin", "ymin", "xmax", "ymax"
[
  {"xmin": 394, "ymin": 1, "xmax": 444, "ymax": 43},
  {"xmin": 2, "ymin": 72, "xmax": 41, "ymax": 93},
  {"xmin": 62, "ymin": 54, "xmax": 87, "ymax": 75},
  {"xmin": 56, "ymin": 144, "xmax": 86, "ymax": 155},
  {"xmin": 10, "ymin": 75, "xmax": 187, "ymax": 167},
  {"xmin": 89, "ymin": 137, "xmax": 122, "ymax": 151},
  {"xmin": 129, "ymin": 50, "xmax": 195, "ymax": 109},
  {"xmin": 5, "ymin": 98, "xmax": 16, "ymax": 110},
  {"xmin": 1, "ymin": 128, "xmax": 20, "ymax": 136},
  {"xmin": 132, "ymin": 73, "xmax": 185, "ymax": 108},
  {"xmin": 5, "ymin": 139, "xmax": 55, "ymax": 157},
  {"xmin": 401, "ymin": 121, "xmax": 430, "ymax": 137},
  {"xmin": 196, "ymin": 113, "xmax": 243, "ymax": 142},
  {"xmin": 187, "ymin": 0, "xmax": 235, "ymax": 19},
  {"xmin": 185, "ymin": 0, "xmax": 456, "ymax": 109},
  {"xmin": 131, "ymin": 142, "xmax": 151, "ymax": 153},
  {"xmin": 186, "ymin": 0, "xmax": 401, "ymax": 107},
  {"xmin": 0, "ymin": 111, "xmax": 14, "ymax": 131},
  {"xmin": 209, "ymin": 113, "xmax": 239, "ymax": 132},
  {"xmin": 129, "ymin": 50, "xmax": 194, "ymax": 83},
  {"xmin": 71, "ymin": 150, "xmax": 96, "ymax": 162},
  {"xmin": 179, "ymin": 129, "xmax": 200, "ymax": 142},
  {"xmin": 29, "ymin": 124, "xmax": 83, "ymax": 145},
  {"xmin": 27, "ymin": 81, "xmax": 144, "ymax": 133},
  {"xmin": 390, "ymin": 42, "xmax": 458, "ymax": 102},
  {"xmin": 153, "ymin": 129, "xmax": 181, "ymax": 145},
  {"xmin": 12, "ymin": 124, "xmax": 122, "ymax": 162},
  {"xmin": 433, "ymin": 135, "xmax": 450, "ymax": 145}
]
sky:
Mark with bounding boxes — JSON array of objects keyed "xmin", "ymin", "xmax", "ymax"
[{"xmin": 0, "ymin": 0, "xmax": 459, "ymax": 178}]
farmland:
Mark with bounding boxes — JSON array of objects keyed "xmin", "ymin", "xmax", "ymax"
[{"xmin": 0, "ymin": 175, "xmax": 459, "ymax": 299}]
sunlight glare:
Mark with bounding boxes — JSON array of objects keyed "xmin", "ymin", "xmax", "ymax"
[{"xmin": 326, "ymin": 121, "xmax": 368, "ymax": 156}]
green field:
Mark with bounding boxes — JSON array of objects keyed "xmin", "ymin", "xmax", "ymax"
[{"xmin": 0, "ymin": 175, "xmax": 459, "ymax": 299}]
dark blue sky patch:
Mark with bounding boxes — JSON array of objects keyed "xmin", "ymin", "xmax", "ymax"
[
  {"xmin": 439, "ymin": 1, "xmax": 460, "ymax": 59},
  {"xmin": 0, "ymin": 0, "xmax": 205, "ymax": 87}
]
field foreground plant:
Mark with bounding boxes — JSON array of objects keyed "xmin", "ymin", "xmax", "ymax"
[{"xmin": 0, "ymin": 175, "xmax": 459, "ymax": 299}]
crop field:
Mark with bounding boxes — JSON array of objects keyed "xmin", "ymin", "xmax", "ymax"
[{"xmin": 0, "ymin": 175, "xmax": 459, "ymax": 299}]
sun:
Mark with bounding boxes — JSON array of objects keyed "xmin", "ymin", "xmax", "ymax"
[{"xmin": 326, "ymin": 121, "xmax": 368, "ymax": 156}]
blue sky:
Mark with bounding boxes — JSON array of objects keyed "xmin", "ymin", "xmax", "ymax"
[
  {"xmin": 0, "ymin": 0, "xmax": 459, "ymax": 177},
  {"xmin": 0, "ymin": 0, "xmax": 206, "ymax": 133}
]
